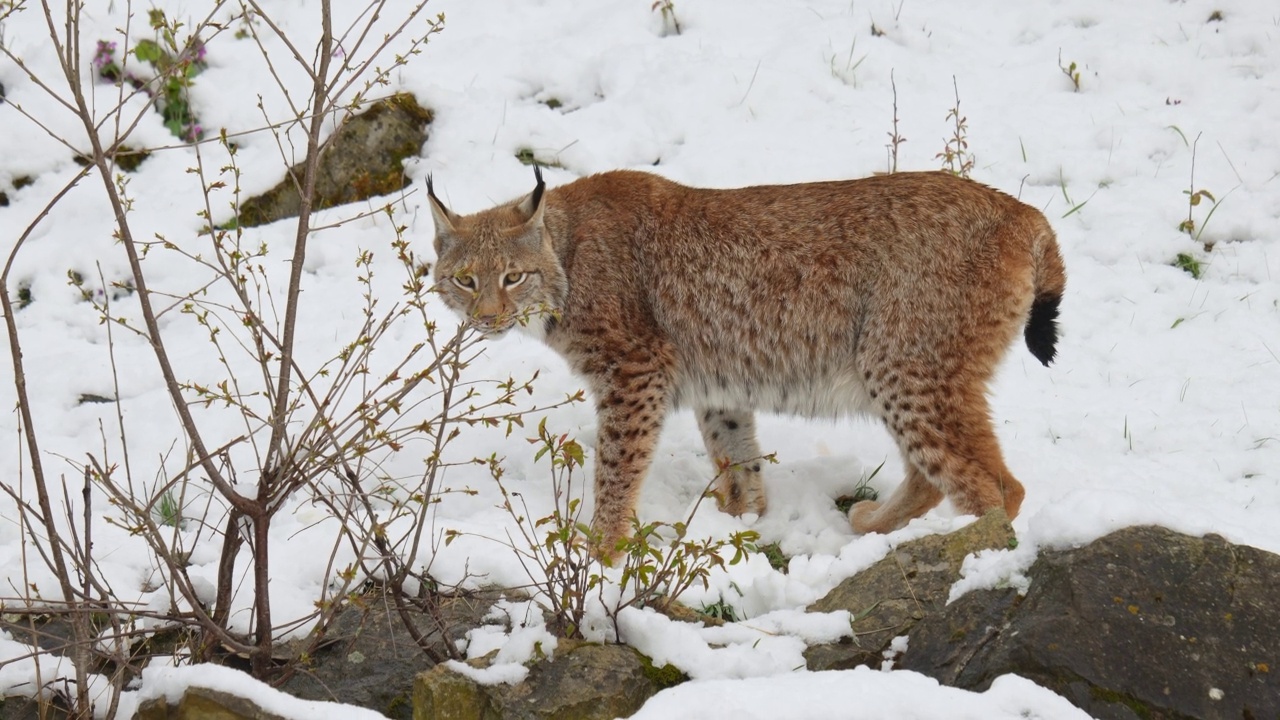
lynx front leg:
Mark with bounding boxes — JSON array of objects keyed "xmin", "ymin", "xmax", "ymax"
[
  {"xmin": 696, "ymin": 408, "xmax": 767, "ymax": 517},
  {"xmin": 589, "ymin": 355, "xmax": 673, "ymax": 563}
]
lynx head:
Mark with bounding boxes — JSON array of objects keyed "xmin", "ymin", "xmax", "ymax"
[{"xmin": 427, "ymin": 167, "xmax": 567, "ymax": 337}]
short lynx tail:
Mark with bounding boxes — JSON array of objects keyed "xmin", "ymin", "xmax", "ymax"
[{"xmin": 1024, "ymin": 228, "xmax": 1067, "ymax": 367}]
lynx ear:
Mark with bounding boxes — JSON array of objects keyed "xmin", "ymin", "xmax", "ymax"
[
  {"xmin": 515, "ymin": 165, "xmax": 547, "ymax": 228},
  {"xmin": 426, "ymin": 174, "xmax": 460, "ymax": 253}
]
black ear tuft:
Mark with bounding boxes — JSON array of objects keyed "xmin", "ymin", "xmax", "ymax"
[
  {"xmin": 426, "ymin": 173, "xmax": 440, "ymax": 205},
  {"xmin": 530, "ymin": 165, "xmax": 545, "ymax": 211}
]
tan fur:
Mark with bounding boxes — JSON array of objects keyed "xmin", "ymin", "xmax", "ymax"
[{"xmin": 428, "ymin": 170, "xmax": 1066, "ymax": 558}]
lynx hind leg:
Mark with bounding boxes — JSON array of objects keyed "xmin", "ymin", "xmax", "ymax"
[
  {"xmin": 696, "ymin": 408, "xmax": 767, "ymax": 517},
  {"xmin": 907, "ymin": 390, "xmax": 1025, "ymax": 523},
  {"xmin": 857, "ymin": 373, "xmax": 1025, "ymax": 534}
]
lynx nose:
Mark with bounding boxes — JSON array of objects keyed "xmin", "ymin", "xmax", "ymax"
[{"xmin": 471, "ymin": 312, "xmax": 508, "ymax": 333}]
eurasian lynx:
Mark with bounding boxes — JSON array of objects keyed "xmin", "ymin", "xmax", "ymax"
[{"xmin": 427, "ymin": 168, "xmax": 1065, "ymax": 558}]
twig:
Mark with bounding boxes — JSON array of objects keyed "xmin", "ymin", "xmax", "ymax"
[{"xmin": 886, "ymin": 69, "xmax": 906, "ymax": 173}]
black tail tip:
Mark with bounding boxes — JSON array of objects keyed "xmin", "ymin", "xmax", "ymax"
[{"xmin": 1025, "ymin": 294, "xmax": 1061, "ymax": 367}]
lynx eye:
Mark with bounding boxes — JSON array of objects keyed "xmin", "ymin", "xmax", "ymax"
[
  {"xmin": 503, "ymin": 271, "xmax": 527, "ymax": 288},
  {"xmin": 451, "ymin": 273, "xmax": 477, "ymax": 291}
]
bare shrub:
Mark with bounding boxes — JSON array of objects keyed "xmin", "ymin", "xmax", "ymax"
[{"xmin": 0, "ymin": 0, "xmax": 562, "ymax": 713}]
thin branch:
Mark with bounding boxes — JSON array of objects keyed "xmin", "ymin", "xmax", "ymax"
[{"xmin": 42, "ymin": 0, "xmax": 253, "ymax": 514}]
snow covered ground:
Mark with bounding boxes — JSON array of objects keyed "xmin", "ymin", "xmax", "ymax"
[{"xmin": 1, "ymin": 0, "xmax": 1277, "ymax": 716}]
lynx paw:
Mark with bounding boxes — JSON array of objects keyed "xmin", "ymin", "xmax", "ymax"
[
  {"xmin": 713, "ymin": 468, "xmax": 767, "ymax": 517},
  {"xmin": 590, "ymin": 539, "xmax": 623, "ymax": 567},
  {"xmin": 588, "ymin": 518, "xmax": 629, "ymax": 567},
  {"xmin": 848, "ymin": 500, "xmax": 885, "ymax": 534}
]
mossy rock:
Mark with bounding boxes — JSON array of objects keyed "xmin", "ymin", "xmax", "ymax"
[
  {"xmin": 637, "ymin": 652, "xmax": 687, "ymax": 690},
  {"xmin": 136, "ymin": 686, "xmax": 291, "ymax": 720},
  {"xmin": 236, "ymin": 93, "xmax": 432, "ymax": 228},
  {"xmin": 414, "ymin": 641, "xmax": 674, "ymax": 720},
  {"xmin": 414, "ymin": 665, "xmax": 493, "ymax": 720}
]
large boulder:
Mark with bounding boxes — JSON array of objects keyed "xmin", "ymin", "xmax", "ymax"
[
  {"xmin": 804, "ymin": 510, "xmax": 1016, "ymax": 671},
  {"xmin": 236, "ymin": 93, "xmax": 431, "ymax": 227},
  {"xmin": 903, "ymin": 525, "xmax": 1280, "ymax": 719}
]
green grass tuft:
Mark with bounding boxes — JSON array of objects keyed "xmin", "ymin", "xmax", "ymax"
[
  {"xmin": 154, "ymin": 490, "xmax": 183, "ymax": 528},
  {"xmin": 698, "ymin": 599, "xmax": 740, "ymax": 623},
  {"xmin": 756, "ymin": 542, "xmax": 789, "ymax": 573},
  {"xmin": 1173, "ymin": 252, "xmax": 1203, "ymax": 279}
]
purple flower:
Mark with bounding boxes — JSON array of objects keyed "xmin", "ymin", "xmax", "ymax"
[{"xmin": 93, "ymin": 40, "xmax": 117, "ymax": 70}]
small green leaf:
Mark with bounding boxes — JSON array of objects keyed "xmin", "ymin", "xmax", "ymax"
[
  {"xmin": 562, "ymin": 439, "xmax": 585, "ymax": 468},
  {"xmin": 134, "ymin": 39, "xmax": 164, "ymax": 64}
]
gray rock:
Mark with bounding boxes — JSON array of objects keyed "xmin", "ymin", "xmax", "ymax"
[
  {"xmin": 0, "ymin": 696, "xmax": 68, "ymax": 720},
  {"xmin": 902, "ymin": 525, "xmax": 1280, "ymax": 719},
  {"xmin": 804, "ymin": 510, "xmax": 1016, "ymax": 671},
  {"xmin": 281, "ymin": 591, "xmax": 496, "ymax": 719}
]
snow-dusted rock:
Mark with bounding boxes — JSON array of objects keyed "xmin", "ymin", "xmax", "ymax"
[{"xmin": 904, "ymin": 525, "xmax": 1280, "ymax": 719}]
